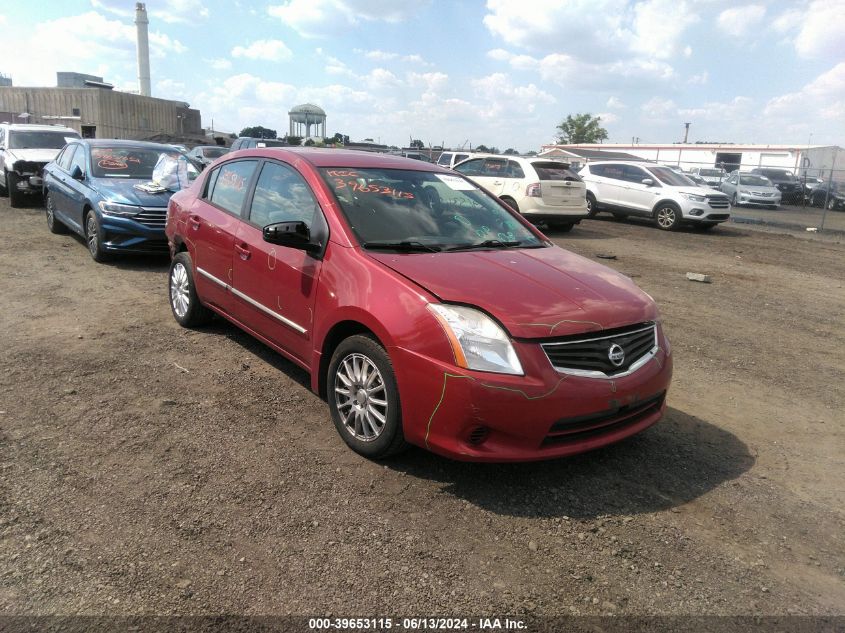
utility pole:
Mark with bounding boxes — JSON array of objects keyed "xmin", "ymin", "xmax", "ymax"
[{"xmin": 683, "ymin": 122, "xmax": 691, "ymax": 143}]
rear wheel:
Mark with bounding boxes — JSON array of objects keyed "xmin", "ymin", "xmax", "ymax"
[
  {"xmin": 169, "ymin": 252, "xmax": 213, "ymax": 328},
  {"xmin": 7, "ymin": 173, "xmax": 25, "ymax": 208},
  {"xmin": 585, "ymin": 192, "xmax": 598, "ymax": 217},
  {"xmin": 654, "ymin": 203, "xmax": 681, "ymax": 231},
  {"xmin": 327, "ymin": 334, "xmax": 407, "ymax": 459},
  {"xmin": 500, "ymin": 196, "xmax": 519, "ymax": 212},
  {"xmin": 45, "ymin": 191, "xmax": 68, "ymax": 234}
]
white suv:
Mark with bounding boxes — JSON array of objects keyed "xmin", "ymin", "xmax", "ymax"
[
  {"xmin": 580, "ymin": 161, "xmax": 731, "ymax": 231},
  {"xmin": 0, "ymin": 123, "xmax": 80, "ymax": 207},
  {"xmin": 454, "ymin": 155, "xmax": 589, "ymax": 231}
]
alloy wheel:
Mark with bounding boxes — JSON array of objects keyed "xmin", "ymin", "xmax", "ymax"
[
  {"xmin": 170, "ymin": 262, "xmax": 190, "ymax": 319},
  {"xmin": 333, "ymin": 353, "xmax": 388, "ymax": 442},
  {"xmin": 46, "ymin": 195, "xmax": 55, "ymax": 228},
  {"xmin": 656, "ymin": 206, "xmax": 677, "ymax": 229},
  {"xmin": 86, "ymin": 215, "xmax": 99, "ymax": 256}
]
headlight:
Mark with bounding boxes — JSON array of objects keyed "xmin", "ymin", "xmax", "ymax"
[
  {"xmin": 428, "ymin": 304, "xmax": 523, "ymax": 375},
  {"xmin": 680, "ymin": 192, "xmax": 707, "ymax": 202},
  {"xmin": 98, "ymin": 201, "xmax": 140, "ymax": 216}
]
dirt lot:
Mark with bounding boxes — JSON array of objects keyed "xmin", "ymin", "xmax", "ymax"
[{"xmin": 1, "ymin": 197, "xmax": 843, "ymax": 623}]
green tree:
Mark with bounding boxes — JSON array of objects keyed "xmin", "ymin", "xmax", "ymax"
[
  {"xmin": 555, "ymin": 114, "xmax": 608, "ymax": 144},
  {"xmin": 410, "ymin": 139, "xmax": 424, "ymax": 149},
  {"xmin": 239, "ymin": 125, "xmax": 277, "ymax": 139},
  {"xmin": 285, "ymin": 135, "xmax": 302, "ymax": 146},
  {"xmin": 475, "ymin": 144, "xmax": 499, "ymax": 154},
  {"xmin": 503, "ymin": 148, "xmax": 519, "ymax": 155}
]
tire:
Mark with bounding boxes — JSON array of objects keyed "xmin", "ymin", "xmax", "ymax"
[
  {"xmin": 0, "ymin": 170, "xmax": 8, "ymax": 197},
  {"xmin": 168, "ymin": 252, "xmax": 213, "ymax": 328},
  {"xmin": 327, "ymin": 334, "xmax": 408, "ymax": 459},
  {"xmin": 84, "ymin": 209, "xmax": 111, "ymax": 262},
  {"xmin": 500, "ymin": 196, "xmax": 519, "ymax": 213},
  {"xmin": 828, "ymin": 198, "xmax": 837, "ymax": 211},
  {"xmin": 45, "ymin": 191, "xmax": 68, "ymax": 234},
  {"xmin": 585, "ymin": 192, "xmax": 598, "ymax": 217},
  {"xmin": 7, "ymin": 173, "xmax": 25, "ymax": 208},
  {"xmin": 654, "ymin": 203, "xmax": 681, "ymax": 231}
]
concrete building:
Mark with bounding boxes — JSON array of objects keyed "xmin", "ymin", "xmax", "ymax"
[
  {"xmin": 0, "ymin": 79, "xmax": 201, "ymax": 140},
  {"xmin": 541, "ymin": 143, "xmax": 845, "ymax": 178},
  {"xmin": 56, "ymin": 72, "xmax": 113, "ymax": 89}
]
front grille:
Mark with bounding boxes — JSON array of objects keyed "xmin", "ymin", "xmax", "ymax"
[
  {"xmin": 706, "ymin": 195, "xmax": 730, "ymax": 209},
  {"xmin": 12, "ymin": 161, "xmax": 46, "ymax": 176},
  {"xmin": 540, "ymin": 322, "xmax": 657, "ymax": 377},
  {"xmin": 541, "ymin": 392, "xmax": 665, "ymax": 447},
  {"xmin": 133, "ymin": 207, "xmax": 167, "ymax": 228},
  {"xmin": 705, "ymin": 213, "xmax": 729, "ymax": 220}
]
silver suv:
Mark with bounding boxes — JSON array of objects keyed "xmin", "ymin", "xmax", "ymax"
[
  {"xmin": 0, "ymin": 123, "xmax": 80, "ymax": 207},
  {"xmin": 580, "ymin": 161, "xmax": 731, "ymax": 231}
]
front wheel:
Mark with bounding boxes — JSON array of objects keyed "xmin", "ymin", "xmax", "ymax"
[
  {"xmin": 169, "ymin": 252, "xmax": 213, "ymax": 328},
  {"xmin": 500, "ymin": 196, "xmax": 519, "ymax": 213},
  {"xmin": 7, "ymin": 173, "xmax": 25, "ymax": 208},
  {"xmin": 45, "ymin": 191, "xmax": 68, "ymax": 234},
  {"xmin": 85, "ymin": 210, "xmax": 110, "ymax": 262},
  {"xmin": 327, "ymin": 335, "xmax": 407, "ymax": 459},
  {"xmin": 654, "ymin": 203, "xmax": 681, "ymax": 231}
]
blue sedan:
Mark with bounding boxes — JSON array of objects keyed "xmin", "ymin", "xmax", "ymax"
[{"xmin": 42, "ymin": 140, "xmax": 197, "ymax": 262}]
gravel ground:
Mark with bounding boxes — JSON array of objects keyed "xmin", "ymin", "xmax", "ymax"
[{"xmin": 0, "ymin": 198, "xmax": 843, "ymax": 624}]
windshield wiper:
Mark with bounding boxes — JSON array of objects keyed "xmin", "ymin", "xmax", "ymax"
[
  {"xmin": 446, "ymin": 239, "xmax": 522, "ymax": 251},
  {"xmin": 363, "ymin": 240, "xmax": 442, "ymax": 253}
]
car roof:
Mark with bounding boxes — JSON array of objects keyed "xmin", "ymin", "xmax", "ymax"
[
  {"xmin": 228, "ymin": 147, "xmax": 451, "ymax": 172},
  {"xmin": 2, "ymin": 123, "xmax": 78, "ymax": 133},
  {"xmin": 71, "ymin": 139, "xmax": 183, "ymax": 151},
  {"xmin": 587, "ymin": 160, "xmax": 659, "ymax": 167}
]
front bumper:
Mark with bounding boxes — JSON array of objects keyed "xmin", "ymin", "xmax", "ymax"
[
  {"xmin": 100, "ymin": 212, "xmax": 169, "ymax": 254},
  {"xmin": 737, "ymin": 193, "xmax": 781, "ymax": 207},
  {"xmin": 392, "ymin": 326, "xmax": 673, "ymax": 462}
]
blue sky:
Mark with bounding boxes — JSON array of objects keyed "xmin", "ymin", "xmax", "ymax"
[{"xmin": 2, "ymin": 0, "xmax": 843, "ymax": 150}]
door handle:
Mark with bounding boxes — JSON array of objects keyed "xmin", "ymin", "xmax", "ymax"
[
  {"xmin": 188, "ymin": 215, "xmax": 201, "ymax": 230},
  {"xmin": 234, "ymin": 243, "xmax": 251, "ymax": 260}
]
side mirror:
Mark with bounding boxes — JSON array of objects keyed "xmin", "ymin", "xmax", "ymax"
[
  {"xmin": 263, "ymin": 221, "xmax": 319, "ymax": 252},
  {"xmin": 641, "ymin": 178, "xmax": 654, "ymax": 186},
  {"xmin": 71, "ymin": 165, "xmax": 85, "ymax": 181}
]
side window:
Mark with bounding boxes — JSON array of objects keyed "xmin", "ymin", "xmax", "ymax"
[
  {"xmin": 602, "ymin": 164, "xmax": 626, "ymax": 181},
  {"xmin": 69, "ymin": 145, "xmax": 87, "ymax": 175},
  {"xmin": 507, "ymin": 160, "xmax": 525, "ymax": 179},
  {"xmin": 0, "ymin": 128, "xmax": 5, "ymax": 146},
  {"xmin": 437, "ymin": 153, "xmax": 451, "ymax": 166},
  {"xmin": 57, "ymin": 145, "xmax": 76, "ymax": 170},
  {"xmin": 453, "ymin": 159, "xmax": 484, "ymax": 176},
  {"xmin": 208, "ymin": 160, "xmax": 258, "ymax": 215},
  {"xmin": 623, "ymin": 165, "xmax": 648, "ymax": 183},
  {"xmin": 203, "ymin": 166, "xmax": 221, "ymax": 199},
  {"xmin": 248, "ymin": 161, "xmax": 320, "ymax": 228},
  {"xmin": 481, "ymin": 158, "xmax": 507, "ymax": 177},
  {"xmin": 454, "ymin": 154, "xmax": 469, "ymax": 165},
  {"xmin": 589, "ymin": 165, "xmax": 604, "ymax": 177}
]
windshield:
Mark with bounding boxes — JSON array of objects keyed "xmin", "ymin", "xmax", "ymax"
[
  {"xmin": 739, "ymin": 175, "xmax": 772, "ymax": 186},
  {"xmin": 9, "ymin": 131, "xmax": 80, "ymax": 150},
  {"xmin": 90, "ymin": 146, "xmax": 197, "ymax": 179},
  {"xmin": 320, "ymin": 168, "xmax": 544, "ymax": 250},
  {"xmin": 202, "ymin": 147, "xmax": 228, "ymax": 158},
  {"xmin": 700, "ymin": 169, "xmax": 723, "ymax": 177},
  {"xmin": 531, "ymin": 161, "xmax": 581, "ymax": 181},
  {"xmin": 649, "ymin": 166, "xmax": 695, "ymax": 186},
  {"xmin": 762, "ymin": 170, "xmax": 796, "ymax": 181}
]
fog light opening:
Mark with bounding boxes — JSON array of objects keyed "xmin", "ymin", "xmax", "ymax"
[{"xmin": 467, "ymin": 426, "xmax": 490, "ymax": 446}]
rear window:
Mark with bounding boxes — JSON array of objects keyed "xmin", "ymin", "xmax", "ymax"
[
  {"xmin": 9, "ymin": 130, "xmax": 80, "ymax": 150},
  {"xmin": 532, "ymin": 161, "xmax": 581, "ymax": 182},
  {"xmin": 761, "ymin": 169, "xmax": 796, "ymax": 181},
  {"xmin": 700, "ymin": 169, "xmax": 723, "ymax": 177}
]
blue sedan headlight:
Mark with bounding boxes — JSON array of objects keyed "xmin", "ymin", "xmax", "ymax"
[{"xmin": 98, "ymin": 201, "xmax": 140, "ymax": 217}]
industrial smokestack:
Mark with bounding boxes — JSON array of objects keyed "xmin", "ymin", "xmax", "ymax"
[
  {"xmin": 135, "ymin": 2, "xmax": 151, "ymax": 97},
  {"xmin": 683, "ymin": 122, "xmax": 691, "ymax": 144}
]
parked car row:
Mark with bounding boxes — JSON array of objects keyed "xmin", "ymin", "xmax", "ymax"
[{"xmin": 29, "ymin": 141, "xmax": 674, "ymax": 462}]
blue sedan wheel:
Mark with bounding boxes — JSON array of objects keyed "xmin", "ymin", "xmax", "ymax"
[
  {"xmin": 85, "ymin": 210, "xmax": 110, "ymax": 263},
  {"xmin": 45, "ymin": 192, "xmax": 68, "ymax": 235}
]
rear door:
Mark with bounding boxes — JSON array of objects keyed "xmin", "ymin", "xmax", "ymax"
[
  {"xmin": 46, "ymin": 144, "xmax": 78, "ymax": 226},
  {"xmin": 230, "ymin": 160, "xmax": 326, "ymax": 364},
  {"xmin": 189, "ymin": 159, "xmax": 259, "ymax": 313}
]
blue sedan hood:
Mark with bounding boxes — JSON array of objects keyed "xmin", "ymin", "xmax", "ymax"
[{"xmin": 90, "ymin": 177, "xmax": 174, "ymax": 207}]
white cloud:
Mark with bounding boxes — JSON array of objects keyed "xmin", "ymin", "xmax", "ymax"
[
  {"xmin": 92, "ymin": 0, "xmax": 209, "ymax": 23},
  {"xmin": 774, "ymin": 1, "xmax": 845, "ymax": 59},
  {"xmin": 355, "ymin": 49, "xmax": 432, "ymax": 66},
  {"xmin": 629, "ymin": 0, "xmax": 699, "ymax": 60},
  {"xmin": 764, "ymin": 63, "xmax": 845, "ymax": 123},
  {"xmin": 268, "ymin": 0, "xmax": 429, "ymax": 37},
  {"xmin": 206, "ymin": 58, "xmax": 233, "ymax": 71},
  {"xmin": 606, "ymin": 96, "xmax": 626, "ymax": 109},
  {"xmin": 688, "ymin": 71, "xmax": 708, "ymax": 85},
  {"xmin": 716, "ymin": 5, "xmax": 766, "ymax": 38},
  {"xmin": 4, "ymin": 11, "xmax": 185, "ymax": 87},
  {"xmin": 641, "ymin": 96, "xmax": 677, "ymax": 119},
  {"xmin": 231, "ymin": 39, "xmax": 292, "ymax": 62}
]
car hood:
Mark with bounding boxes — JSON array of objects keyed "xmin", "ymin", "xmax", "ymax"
[
  {"xmin": 368, "ymin": 246, "xmax": 657, "ymax": 339},
  {"xmin": 6, "ymin": 148, "xmax": 61, "ymax": 164},
  {"xmin": 89, "ymin": 177, "xmax": 174, "ymax": 207}
]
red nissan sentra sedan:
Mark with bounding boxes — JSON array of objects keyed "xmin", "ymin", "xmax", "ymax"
[{"xmin": 165, "ymin": 148, "xmax": 672, "ymax": 462}]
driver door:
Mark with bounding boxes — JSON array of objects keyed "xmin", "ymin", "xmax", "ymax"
[{"xmin": 230, "ymin": 160, "xmax": 326, "ymax": 364}]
